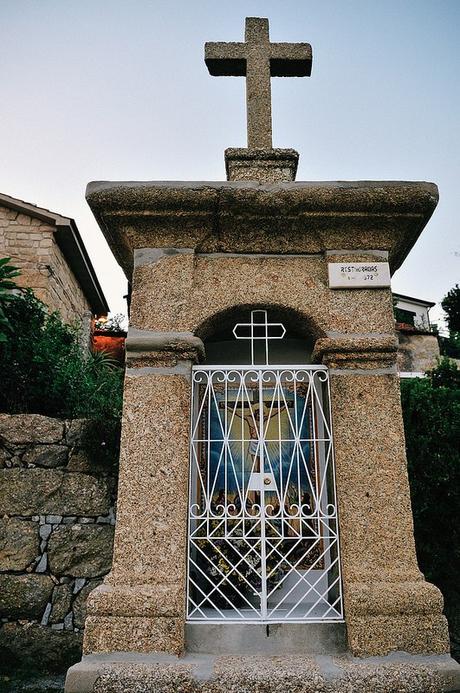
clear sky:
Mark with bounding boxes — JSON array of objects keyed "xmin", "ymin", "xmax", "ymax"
[{"xmin": 1, "ymin": 0, "xmax": 459, "ymax": 328}]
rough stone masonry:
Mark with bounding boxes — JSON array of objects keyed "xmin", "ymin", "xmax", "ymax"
[{"xmin": 0, "ymin": 414, "xmax": 116, "ymax": 673}]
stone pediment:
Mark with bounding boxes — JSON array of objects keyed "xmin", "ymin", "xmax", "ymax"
[{"xmin": 86, "ymin": 180, "xmax": 438, "ymax": 279}]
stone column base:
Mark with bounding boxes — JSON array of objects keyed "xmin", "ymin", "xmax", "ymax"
[
  {"xmin": 225, "ymin": 147, "xmax": 299, "ymax": 182},
  {"xmin": 344, "ymin": 580, "xmax": 450, "ymax": 657},
  {"xmin": 65, "ymin": 652, "xmax": 460, "ymax": 693},
  {"xmin": 83, "ymin": 583, "xmax": 184, "ymax": 655}
]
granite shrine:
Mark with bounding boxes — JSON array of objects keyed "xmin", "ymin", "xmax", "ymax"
[{"xmin": 66, "ymin": 17, "xmax": 460, "ymax": 693}]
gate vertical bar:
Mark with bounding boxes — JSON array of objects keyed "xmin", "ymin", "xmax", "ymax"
[{"xmin": 259, "ymin": 370, "xmax": 268, "ymax": 619}]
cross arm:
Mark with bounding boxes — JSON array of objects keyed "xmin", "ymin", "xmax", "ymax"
[
  {"xmin": 205, "ymin": 42, "xmax": 247, "ymax": 76},
  {"xmin": 269, "ymin": 43, "xmax": 312, "ymax": 76}
]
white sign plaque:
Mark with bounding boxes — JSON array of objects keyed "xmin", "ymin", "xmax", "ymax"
[{"xmin": 328, "ymin": 262, "xmax": 391, "ymax": 289}]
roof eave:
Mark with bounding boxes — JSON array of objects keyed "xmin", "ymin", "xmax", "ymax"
[
  {"xmin": 0, "ymin": 192, "xmax": 109, "ymax": 315},
  {"xmin": 54, "ymin": 220, "xmax": 109, "ymax": 315}
]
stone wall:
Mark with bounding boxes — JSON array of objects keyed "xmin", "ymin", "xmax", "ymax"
[
  {"xmin": 397, "ymin": 329, "xmax": 440, "ymax": 373},
  {"xmin": 0, "ymin": 414, "xmax": 117, "ymax": 673},
  {"xmin": 0, "ymin": 205, "xmax": 91, "ymax": 324}
]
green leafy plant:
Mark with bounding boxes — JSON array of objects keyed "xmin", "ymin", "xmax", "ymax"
[
  {"xmin": 0, "ymin": 289, "xmax": 124, "ymax": 464},
  {"xmin": 401, "ymin": 358, "xmax": 460, "ymax": 660},
  {"xmin": 0, "ymin": 257, "xmax": 20, "ymax": 342}
]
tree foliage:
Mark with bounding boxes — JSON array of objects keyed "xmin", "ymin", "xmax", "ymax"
[
  {"xmin": 94, "ymin": 312, "xmax": 127, "ymax": 332},
  {"xmin": 401, "ymin": 358, "xmax": 460, "ymax": 658},
  {"xmin": 441, "ymin": 284, "xmax": 460, "ymax": 333}
]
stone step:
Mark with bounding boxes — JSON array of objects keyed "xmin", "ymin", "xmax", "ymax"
[
  {"xmin": 65, "ymin": 652, "xmax": 460, "ymax": 693},
  {"xmin": 185, "ymin": 622, "xmax": 348, "ymax": 655}
]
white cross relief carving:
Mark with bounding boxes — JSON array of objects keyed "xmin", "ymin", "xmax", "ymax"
[{"xmin": 233, "ymin": 310, "xmax": 286, "ymax": 365}]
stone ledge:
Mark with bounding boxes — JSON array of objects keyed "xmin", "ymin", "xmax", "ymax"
[
  {"xmin": 126, "ymin": 328, "xmax": 205, "ymax": 367},
  {"xmin": 86, "ymin": 180, "xmax": 438, "ymax": 279},
  {"xmin": 65, "ymin": 652, "xmax": 460, "ymax": 693},
  {"xmin": 313, "ymin": 335, "xmax": 398, "ymax": 369},
  {"xmin": 346, "ymin": 580, "xmax": 444, "ymax": 617},
  {"xmin": 185, "ymin": 622, "xmax": 347, "ymax": 656}
]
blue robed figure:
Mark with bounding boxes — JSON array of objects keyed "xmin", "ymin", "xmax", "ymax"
[{"xmin": 207, "ymin": 385, "xmax": 313, "ymax": 511}]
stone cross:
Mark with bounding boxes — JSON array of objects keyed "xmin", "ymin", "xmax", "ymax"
[
  {"xmin": 233, "ymin": 309, "xmax": 286, "ymax": 365},
  {"xmin": 205, "ymin": 17, "xmax": 312, "ymax": 149}
]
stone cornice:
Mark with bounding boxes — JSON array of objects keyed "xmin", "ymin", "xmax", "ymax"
[
  {"xmin": 313, "ymin": 335, "xmax": 398, "ymax": 370},
  {"xmin": 126, "ymin": 328, "xmax": 205, "ymax": 368},
  {"xmin": 86, "ymin": 180, "xmax": 438, "ymax": 280}
]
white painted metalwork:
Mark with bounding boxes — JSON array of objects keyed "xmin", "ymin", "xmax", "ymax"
[
  {"xmin": 233, "ymin": 310, "xmax": 286, "ymax": 365},
  {"xmin": 187, "ymin": 364, "xmax": 343, "ymax": 623}
]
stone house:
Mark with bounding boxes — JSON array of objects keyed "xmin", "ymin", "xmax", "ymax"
[
  {"xmin": 0, "ymin": 192, "xmax": 108, "ymax": 324},
  {"xmin": 394, "ymin": 292, "xmax": 435, "ymax": 330},
  {"xmin": 394, "ymin": 293, "xmax": 440, "ymax": 375}
]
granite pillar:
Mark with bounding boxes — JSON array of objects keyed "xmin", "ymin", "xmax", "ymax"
[
  {"xmin": 83, "ymin": 332, "xmax": 204, "ymax": 655},
  {"xmin": 314, "ymin": 336, "xmax": 449, "ymax": 656}
]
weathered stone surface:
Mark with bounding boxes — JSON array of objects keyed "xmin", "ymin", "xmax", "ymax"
[
  {"xmin": 0, "ymin": 469, "xmax": 111, "ymax": 515},
  {"xmin": 0, "ymin": 574, "xmax": 53, "ymax": 619},
  {"xmin": 0, "ymin": 446, "xmax": 11, "ymax": 467},
  {"xmin": 397, "ymin": 331, "xmax": 440, "ymax": 373},
  {"xmin": 83, "ymin": 370, "xmax": 189, "ymax": 655},
  {"xmin": 0, "ymin": 622, "xmax": 82, "ymax": 674},
  {"xmin": 0, "ymin": 414, "xmax": 64, "ymax": 445},
  {"xmin": 129, "ymin": 253, "xmax": 396, "ymax": 336},
  {"xmin": 0, "ymin": 518, "xmax": 39, "ymax": 570},
  {"xmin": 329, "ymin": 371, "xmax": 449, "ymax": 655},
  {"xmin": 48, "ymin": 525, "xmax": 114, "ymax": 577},
  {"xmin": 73, "ymin": 579, "xmax": 102, "ymax": 629},
  {"xmin": 86, "ymin": 583, "xmax": 183, "ymax": 619},
  {"xmin": 86, "ymin": 180, "xmax": 438, "ymax": 279},
  {"xmin": 66, "ymin": 652, "xmax": 460, "ymax": 693},
  {"xmin": 83, "ymin": 616, "xmax": 183, "ymax": 655},
  {"xmin": 101, "ymin": 374, "xmax": 189, "ymax": 588},
  {"xmin": 82, "ymin": 170, "xmax": 446, "ymax": 666},
  {"xmin": 23, "ymin": 444, "xmax": 68, "ymax": 468},
  {"xmin": 67, "ymin": 449, "xmax": 93, "ymax": 473},
  {"xmin": 206, "ymin": 18, "xmax": 312, "ymax": 152},
  {"xmin": 50, "ymin": 583, "xmax": 73, "ymax": 623},
  {"xmin": 225, "ymin": 147, "xmax": 299, "ymax": 183},
  {"xmin": 65, "ymin": 419, "xmax": 91, "ymax": 447}
]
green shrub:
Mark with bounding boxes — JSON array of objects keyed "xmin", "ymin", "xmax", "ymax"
[
  {"xmin": 0, "ymin": 290, "xmax": 123, "ymax": 462},
  {"xmin": 0, "ymin": 257, "xmax": 20, "ymax": 343},
  {"xmin": 401, "ymin": 358, "xmax": 460, "ymax": 659}
]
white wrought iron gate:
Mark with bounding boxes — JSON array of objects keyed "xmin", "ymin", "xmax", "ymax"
[{"xmin": 187, "ymin": 364, "xmax": 343, "ymax": 623}]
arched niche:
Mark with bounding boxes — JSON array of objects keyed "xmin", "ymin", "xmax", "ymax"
[{"xmin": 195, "ymin": 304, "xmax": 322, "ymax": 366}]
